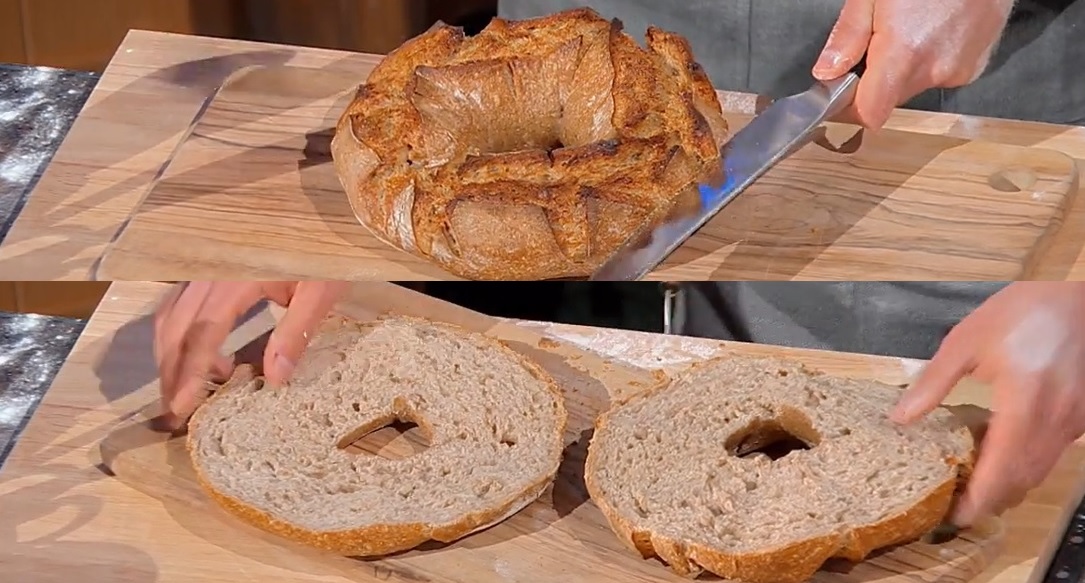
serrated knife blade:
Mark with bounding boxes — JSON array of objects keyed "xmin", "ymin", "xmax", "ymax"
[{"xmin": 588, "ymin": 71, "xmax": 862, "ymax": 281}]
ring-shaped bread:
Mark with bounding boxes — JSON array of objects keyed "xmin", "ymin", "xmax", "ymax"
[
  {"xmin": 187, "ymin": 316, "xmax": 568, "ymax": 556},
  {"xmin": 331, "ymin": 8, "xmax": 730, "ymax": 280},
  {"xmin": 585, "ymin": 356, "xmax": 974, "ymax": 583}
]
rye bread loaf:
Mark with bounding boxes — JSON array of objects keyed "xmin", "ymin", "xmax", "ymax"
[
  {"xmin": 331, "ymin": 7, "xmax": 730, "ymax": 280},
  {"xmin": 585, "ymin": 356, "xmax": 975, "ymax": 583},
  {"xmin": 186, "ymin": 316, "xmax": 568, "ymax": 556}
]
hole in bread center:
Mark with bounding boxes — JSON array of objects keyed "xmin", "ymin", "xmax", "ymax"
[
  {"xmin": 724, "ymin": 410, "xmax": 821, "ymax": 462},
  {"xmin": 411, "ymin": 54, "xmax": 594, "ymax": 157},
  {"xmin": 337, "ymin": 414, "xmax": 431, "ymax": 460},
  {"xmin": 483, "ymin": 134, "xmax": 566, "ymax": 156}
]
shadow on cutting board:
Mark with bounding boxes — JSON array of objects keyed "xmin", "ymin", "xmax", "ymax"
[
  {"xmin": 0, "ymin": 463, "xmax": 160, "ymax": 582},
  {"xmin": 0, "ymin": 321, "xmax": 170, "ymax": 581}
]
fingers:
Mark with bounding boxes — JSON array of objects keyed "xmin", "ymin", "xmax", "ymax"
[
  {"xmin": 160, "ymin": 287, "xmax": 238, "ymax": 399},
  {"xmin": 261, "ymin": 281, "xmax": 299, "ymax": 308},
  {"xmin": 813, "ymin": 0, "xmax": 874, "ymax": 80},
  {"xmin": 153, "ymin": 282, "xmax": 188, "ymax": 425},
  {"xmin": 995, "ymin": 378, "xmax": 1085, "ymax": 513},
  {"xmin": 157, "ymin": 282, "xmax": 214, "ymax": 417},
  {"xmin": 153, "ymin": 282, "xmax": 187, "ymax": 377},
  {"xmin": 208, "ymin": 353, "xmax": 237, "ymax": 383},
  {"xmin": 829, "ymin": 106, "xmax": 863, "ymax": 126},
  {"xmin": 953, "ymin": 374, "xmax": 1043, "ymax": 526},
  {"xmin": 169, "ymin": 283, "xmax": 264, "ymax": 425},
  {"xmin": 891, "ymin": 324, "xmax": 975, "ymax": 424},
  {"xmin": 263, "ymin": 281, "xmax": 348, "ymax": 386},
  {"xmin": 850, "ymin": 28, "xmax": 920, "ymax": 130}
]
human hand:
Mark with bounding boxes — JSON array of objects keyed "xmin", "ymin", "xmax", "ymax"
[
  {"xmin": 812, "ymin": 0, "xmax": 1015, "ymax": 129},
  {"xmin": 891, "ymin": 282, "xmax": 1085, "ymax": 526},
  {"xmin": 153, "ymin": 281, "xmax": 348, "ymax": 428}
]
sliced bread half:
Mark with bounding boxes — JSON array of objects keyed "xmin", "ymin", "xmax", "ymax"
[
  {"xmin": 186, "ymin": 315, "xmax": 568, "ymax": 556},
  {"xmin": 585, "ymin": 356, "xmax": 974, "ymax": 583}
]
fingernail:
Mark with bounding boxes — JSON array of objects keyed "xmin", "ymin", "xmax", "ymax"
[
  {"xmin": 812, "ymin": 52, "xmax": 840, "ymax": 78},
  {"xmin": 271, "ymin": 353, "xmax": 296, "ymax": 385}
]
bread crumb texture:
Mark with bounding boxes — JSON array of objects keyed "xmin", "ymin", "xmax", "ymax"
[
  {"xmin": 186, "ymin": 316, "xmax": 568, "ymax": 556},
  {"xmin": 330, "ymin": 7, "xmax": 730, "ymax": 280},
  {"xmin": 585, "ymin": 357, "xmax": 974, "ymax": 583}
]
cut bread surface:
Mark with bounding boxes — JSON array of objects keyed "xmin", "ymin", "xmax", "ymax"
[
  {"xmin": 585, "ymin": 357, "xmax": 974, "ymax": 583},
  {"xmin": 186, "ymin": 316, "xmax": 568, "ymax": 556}
]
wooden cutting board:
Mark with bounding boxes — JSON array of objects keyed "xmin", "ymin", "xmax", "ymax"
[
  {"xmin": 94, "ymin": 282, "xmax": 1005, "ymax": 583},
  {"xmin": 92, "ymin": 64, "xmax": 1079, "ymax": 281}
]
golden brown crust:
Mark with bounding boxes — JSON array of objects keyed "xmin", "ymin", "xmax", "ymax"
[
  {"xmin": 584, "ymin": 355, "xmax": 975, "ymax": 583},
  {"xmin": 330, "ymin": 8, "xmax": 730, "ymax": 280},
  {"xmin": 186, "ymin": 315, "xmax": 569, "ymax": 557}
]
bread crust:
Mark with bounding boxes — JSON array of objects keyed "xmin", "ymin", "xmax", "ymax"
[
  {"xmin": 331, "ymin": 8, "xmax": 730, "ymax": 280},
  {"xmin": 186, "ymin": 315, "xmax": 569, "ymax": 557},
  {"xmin": 584, "ymin": 356, "xmax": 976, "ymax": 583}
]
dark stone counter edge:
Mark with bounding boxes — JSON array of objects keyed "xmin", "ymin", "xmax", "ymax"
[{"xmin": 0, "ymin": 311, "xmax": 86, "ymax": 470}]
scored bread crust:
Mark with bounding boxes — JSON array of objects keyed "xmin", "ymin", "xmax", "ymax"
[
  {"xmin": 331, "ymin": 7, "xmax": 730, "ymax": 280},
  {"xmin": 584, "ymin": 356, "xmax": 976, "ymax": 583},
  {"xmin": 185, "ymin": 315, "xmax": 569, "ymax": 557}
]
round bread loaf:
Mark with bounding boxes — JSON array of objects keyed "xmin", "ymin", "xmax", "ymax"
[
  {"xmin": 186, "ymin": 316, "xmax": 568, "ymax": 556},
  {"xmin": 584, "ymin": 356, "xmax": 975, "ymax": 583},
  {"xmin": 331, "ymin": 7, "xmax": 730, "ymax": 280}
]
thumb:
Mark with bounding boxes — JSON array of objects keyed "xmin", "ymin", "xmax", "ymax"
[
  {"xmin": 891, "ymin": 328, "xmax": 975, "ymax": 424},
  {"xmin": 263, "ymin": 282, "xmax": 348, "ymax": 385},
  {"xmin": 813, "ymin": 0, "xmax": 874, "ymax": 80}
]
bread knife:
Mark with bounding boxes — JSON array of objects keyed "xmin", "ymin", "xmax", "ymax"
[{"xmin": 589, "ymin": 63, "xmax": 865, "ymax": 281}]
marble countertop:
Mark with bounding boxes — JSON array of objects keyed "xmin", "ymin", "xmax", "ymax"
[
  {"xmin": 0, "ymin": 310, "xmax": 85, "ymax": 469},
  {"xmin": 0, "ymin": 64, "xmax": 98, "ymax": 242},
  {"xmin": 0, "ymin": 62, "xmax": 96, "ymax": 467}
]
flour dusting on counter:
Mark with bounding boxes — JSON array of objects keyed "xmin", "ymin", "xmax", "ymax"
[
  {"xmin": 0, "ymin": 64, "xmax": 98, "ymax": 241},
  {"xmin": 0, "ymin": 393, "xmax": 35, "ymax": 426},
  {"xmin": 0, "ymin": 312, "xmax": 86, "ymax": 468},
  {"xmin": 493, "ymin": 559, "xmax": 518, "ymax": 582},
  {"xmin": 516, "ymin": 321, "xmax": 726, "ymax": 370}
]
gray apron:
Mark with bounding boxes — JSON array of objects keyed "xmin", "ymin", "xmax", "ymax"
[
  {"xmin": 496, "ymin": 0, "xmax": 1067, "ymax": 357},
  {"xmin": 672, "ymin": 282, "xmax": 1007, "ymax": 359}
]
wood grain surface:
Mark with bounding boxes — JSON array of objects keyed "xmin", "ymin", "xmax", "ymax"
[
  {"xmin": 90, "ymin": 63, "xmax": 1078, "ymax": 281},
  {"xmin": 0, "ymin": 281, "xmax": 1081, "ymax": 583},
  {"xmin": 4, "ymin": 32, "xmax": 1085, "ymax": 280}
]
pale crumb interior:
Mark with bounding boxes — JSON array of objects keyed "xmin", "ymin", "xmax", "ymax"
[
  {"xmin": 190, "ymin": 319, "xmax": 565, "ymax": 533},
  {"xmin": 590, "ymin": 358, "xmax": 972, "ymax": 553}
]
